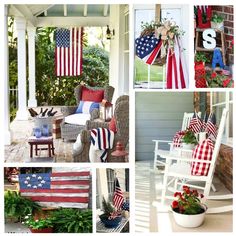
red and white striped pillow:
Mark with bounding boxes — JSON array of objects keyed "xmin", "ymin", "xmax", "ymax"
[{"xmin": 191, "ymin": 139, "xmax": 214, "ymax": 176}]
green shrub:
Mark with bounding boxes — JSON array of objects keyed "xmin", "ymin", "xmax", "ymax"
[
  {"xmin": 4, "ymin": 191, "xmax": 41, "ymax": 222},
  {"xmin": 51, "ymin": 208, "xmax": 92, "ymax": 233}
]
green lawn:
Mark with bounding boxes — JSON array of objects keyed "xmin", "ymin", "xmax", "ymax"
[{"xmin": 135, "ymin": 57, "xmax": 164, "ymax": 82}]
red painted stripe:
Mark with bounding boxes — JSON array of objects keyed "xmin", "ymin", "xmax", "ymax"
[
  {"xmin": 76, "ymin": 28, "xmax": 79, "ymax": 76},
  {"xmin": 63, "ymin": 47, "xmax": 66, "ymax": 76},
  {"xmin": 59, "ymin": 47, "xmax": 62, "ymax": 77},
  {"xmin": 172, "ymin": 52, "xmax": 178, "ymax": 89},
  {"xmin": 146, "ymin": 40, "xmax": 162, "ymax": 64},
  {"xmin": 167, "ymin": 49, "xmax": 172, "ymax": 89},
  {"xmin": 51, "ymin": 180, "xmax": 90, "ymax": 185},
  {"xmin": 51, "ymin": 172, "xmax": 90, "ymax": 177},
  {"xmin": 29, "ymin": 196, "xmax": 89, "ymax": 203},
  {"xmin": 80, "ymin": 28, "xmax": 83, "ymax": 74},
  {"xmin": 55, "ymin": 47, "xmax": 58, "ymax": 76},
  {"xmin": 72, "ymin": 28, "xmax": 74, "ymax": 76},
  {"xmin": 20, "ymin": 188, "xmax": 89, "ymax": 193},
  {"xmin": 179, "ymin": 58, "xmax": 186, "ymax": 88}
]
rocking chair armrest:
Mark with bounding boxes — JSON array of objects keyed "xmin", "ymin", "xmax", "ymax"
[
  {"xmin": 85, "ymin": 120, "xmax": 109, "ymax": 130},
  {"xmin": 61, "ymin": 106, "xmax": 77, "ymax": 116},
  {"xmin": 152, "ymin": 139, "xmax": 172, "ymax": 143},
  {"xmin": 164, "ymin": 155, "xmax": 213, "ymax": 164},
  {"xmin": 90, "ymin": 108, "xmax": 100, "ymax": 120}
]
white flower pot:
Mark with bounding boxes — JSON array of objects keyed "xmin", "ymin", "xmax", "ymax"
[
  {"xmin": 172, "ymin": 205, "xmax": 207, "ymax": 228},
  {"xmin": 211, "ymin": 21, "xmax": 224, "ymax": 31},
  {"xmin": 182, "ymin": 143, "xmax": 195, "ymax": 150}
]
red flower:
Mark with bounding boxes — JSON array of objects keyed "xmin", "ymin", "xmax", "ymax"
[
  {"xmin": 174, "ymin": 192, "xmax": 181, "ymax": 197},
  {"xmin": 211, "ymin": 72, "xmax": 217, "ymax": 78},
  {"xmin": 223, "ymin": 79, "xmax": 231, "ymax": 87},
  {"xmin": 200, "ymin": 194, "xmax": 204, "ymax": 198},
  {"xmin": 183, "ymin": 185, "xmax": 190, "ymax": 194},
  {"xmin": 172, "ymin": 200, "xmax": 179, "ymax": 209}
]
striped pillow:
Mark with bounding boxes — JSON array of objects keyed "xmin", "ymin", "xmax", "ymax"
[{"xmin": 75, "ymin": 101, "xmax": 100, "ymax": 114}]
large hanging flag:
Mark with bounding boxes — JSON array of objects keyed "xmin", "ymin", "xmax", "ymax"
[
  {"xmin": 19, "ymin": 170, "xmax": 90, "ymax": 208},
  {"xmin": 135, "ymin": 33, "xmax": 162, "ymax": 65},
  {"xmin": 166, "ymin": 37, "xmax": 188, "ymax": 89},
  {"xmin": 113, "ymin": 178, "xmax": 124, "ymax": 210},
  {"xmin": 55, "ymin": 27, "xmax": 83, "ymax": 77}
]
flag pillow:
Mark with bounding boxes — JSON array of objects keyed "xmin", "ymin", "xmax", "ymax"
[
  {"xmin": 75, "ymin": 101, "xmax": 99, "ymax": 114},
  {"xmin": 191, "ymin": 139, "xmax": 214, "ymax": 176},
  {"xmin": 81, "ymin": 86, "xmax": 104, "ymax": 102}
]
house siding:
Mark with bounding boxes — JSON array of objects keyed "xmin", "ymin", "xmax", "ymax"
[{"xmin": 135, "ymin": 92, "xmax": 194, "ymax": 161}]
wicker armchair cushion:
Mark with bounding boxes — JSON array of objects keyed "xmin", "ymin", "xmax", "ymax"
[
  {"xmin": 81, "ymin": 86, "xmax": 104, "ymax": 102},
  {"xmin": 75, "ymin": 101, "xmax": 100, "ymax": 114},
  {"xmin": 64, "ymin": 113, "xmax": 90, "ymax": 125}
]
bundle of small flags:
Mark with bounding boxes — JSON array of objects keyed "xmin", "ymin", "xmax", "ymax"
[{"xmin": 188, "ymin": 112, "xmax": 218, "ymax": 141}]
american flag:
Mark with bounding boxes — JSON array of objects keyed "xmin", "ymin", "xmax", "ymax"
[
  {"xmin": 188, "ymin": 112, "xmax": 202, "ymax": 133},
  {"xmin": 201, "ymin": 112, "xmax": 209, "ymax": 131},
  {"xmin": 206, "ymin": 113, "xmax": 218, "ymax": 139},
  {"xmin": 113, "ymin": 178, "xmax": 124, "ymax": 210},
  {"xmin": 135, "ymin": 33, "xmax": 162, "ymax": 65},
  {"xmin": 55, "ymin": 27, "xmax": 83, "ymax": 77},
  {"xmin": 19, "ymin": 169, "xmax": 90, "ymax": 208}
]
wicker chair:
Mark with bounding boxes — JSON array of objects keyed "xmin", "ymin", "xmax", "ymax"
[
  {"xmin": 60, "ymin": 85, "xmax": 114, "ymax": 141},
  {"xmin": 73, "ymin": 95, "xmax": 129, "ymax": 162}
]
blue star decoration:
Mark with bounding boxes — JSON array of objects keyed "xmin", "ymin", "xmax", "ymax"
[
  {"xmin": 122, "ymin": 202, "xmax": 129, "ymax": 211},
  {"xmin": 135, "ymin": 33, "xmax": 159, "ymax": 59}
]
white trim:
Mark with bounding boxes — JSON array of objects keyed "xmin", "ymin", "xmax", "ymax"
[
  {"xmin": 36, "ymin": 16, "xmax": 109, "ymax": 27},
  {"xmin": 210, "ymin": 91, "xmax": 233, "ymax": 147}
]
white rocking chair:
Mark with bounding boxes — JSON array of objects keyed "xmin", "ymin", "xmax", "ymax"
[
  {"xmin": 160, "ymin": 108, "xmax": 232, "ymax": 213},
  {"xmin": 153, "ymin": 112, "xmax": 201, "ymax": 170}
]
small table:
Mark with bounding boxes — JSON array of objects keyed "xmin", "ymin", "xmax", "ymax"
[
  {"xmin": 96, "ymin": 217, "xmax": 129, "ymax": 233},
  {"xmin": 28, "ymin": 136, "xmax": 55, "ymax": 158}
]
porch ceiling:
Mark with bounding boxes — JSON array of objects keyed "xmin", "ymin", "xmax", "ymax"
[{"xmin": 8, "ymin": 4, "xmax": 110, "ymax": 27}]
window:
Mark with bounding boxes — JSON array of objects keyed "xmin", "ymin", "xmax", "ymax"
[
  {"xmin": 211, "ymin": 91, "xmax": 233, "ymax": 146},
  {"xmin": 106, "ymin": 169, "xmax": 115, "ymax": 202}
]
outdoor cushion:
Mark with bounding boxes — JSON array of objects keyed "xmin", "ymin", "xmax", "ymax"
[
  {"xmin": 108, "ymin": 117, "xmax": 117, "ymax": 133},
  {"xmin": 81, "ymin": 86, "xmax": 104, "ymax": 102},
  {"xmin": 65, "ymin": 113, "xmax": 90, "ymax": 126},
  {"xmin": 191, "ymin": 138, "xmax": 214, "ymax": 176},
  {"xmin": 75, "ymin": 101, "xmax": 100, "ymax": 114}
]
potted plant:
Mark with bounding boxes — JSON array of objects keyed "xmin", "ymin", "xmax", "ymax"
[
  {"xmin": 4, "ymin": 190, "xmax": 41, "ymax": 223},
  {"xmin": 99, "ymin": 197, "xmax": 122, "ymax": 228},
  {"xmin": 195, "ymin": 52, "xmax": 209, "ymax": 66},
  {"xmin": 22, "ymin": 214, "xmax": 54, "ymax": 233},
  {"xmin": 181, "ymin": 129, "xmax": 198, "ymax": 149},
  {"xmin": 171, "ymin": 186, "xmax": 207, "ymax": 227},
  {"xmin": 211, "ymin": 13, "xmax": 224, "ymax": 31}
]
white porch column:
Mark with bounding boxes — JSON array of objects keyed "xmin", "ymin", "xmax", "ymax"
[
  {"xmin": 27, "ymin": 26, "xmax": 37, "ymax": 107},
  {"xmin": 4, "ymin": 5, "xmax": 12, "ymax": 144},
  {"xmin": 15, "ymin": 17, "xmax": 28, "ymax": 120},
  {"xmin": 109, "ymin": 5, "xmax": 125, "ymax": 101}
]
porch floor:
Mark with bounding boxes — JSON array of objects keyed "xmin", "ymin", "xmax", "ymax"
[
  {"xmin": 135, "ymin": 161, "xmax": 233, "ymax": 233},
  {"xmin": 5, "ymin": 107, "xmax": 74, "ymax": 163}
]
